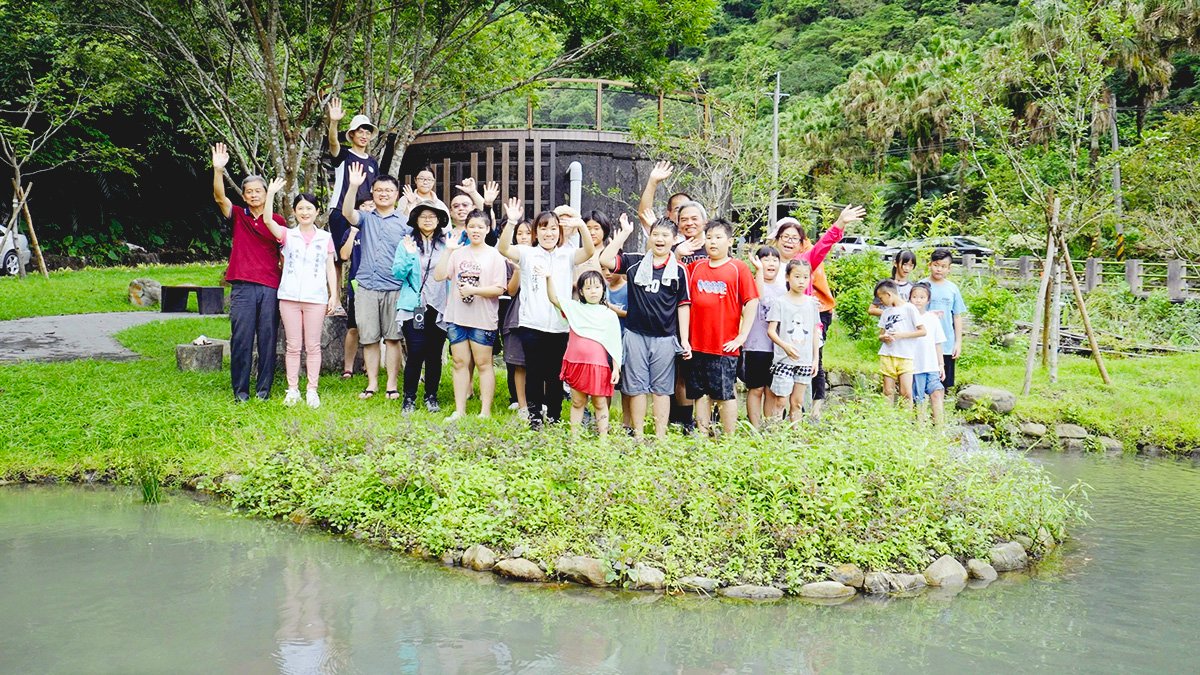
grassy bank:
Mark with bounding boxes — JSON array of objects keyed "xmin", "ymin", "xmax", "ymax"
[{"xmin": 0, "ymin": 263, "xmax": 226, "ymax": 320}]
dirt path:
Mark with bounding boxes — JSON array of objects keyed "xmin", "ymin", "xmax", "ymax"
[{"xmin": 0, "ymin": 312, "xmax": 212, "ymax": 363}]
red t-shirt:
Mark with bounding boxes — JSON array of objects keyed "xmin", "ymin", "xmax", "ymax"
[
  {"xmin": 226, "ymin": 206, "xmax": 285, "ymax": 288},
  {"xmin": 687, "ymin": 257, "xmax": 759, "ymax": 356}
]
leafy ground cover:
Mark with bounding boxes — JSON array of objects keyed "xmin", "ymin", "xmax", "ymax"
[{"xmin": 0, "ymin": 263, "xmax": 226, "ymax": 320}]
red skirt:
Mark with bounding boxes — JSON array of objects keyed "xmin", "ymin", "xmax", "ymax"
[{"xmin": 560, "ymin": 360, "xmax": 614, "ymax": 397}]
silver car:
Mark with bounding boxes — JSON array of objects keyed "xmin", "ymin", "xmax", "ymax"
[{"xmin": 1, "ymin": 224, "xmax": 31, "ymax": 276}]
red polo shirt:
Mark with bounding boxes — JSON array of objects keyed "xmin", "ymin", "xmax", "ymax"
[{"xmin": 226, "ymin": 206, "xmax": 284, "ymax": 289}]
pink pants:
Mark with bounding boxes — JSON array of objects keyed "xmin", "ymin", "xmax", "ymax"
[{"xmin": 279, "ymin": 299, "xmax": 325, "ymax": 390}]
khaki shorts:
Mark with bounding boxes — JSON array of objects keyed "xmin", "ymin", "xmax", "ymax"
[
  {"xmin": 879, "ymin": 354, "xmax": 915, "ymax": 380},
  {"xmin": 355, "ymin": 288, "xmax": 402, "ymax": 344}
]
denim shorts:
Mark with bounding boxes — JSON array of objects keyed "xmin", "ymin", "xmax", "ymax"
[
  {"xmin": 446, "ymin": 322, "xmax": 497, "ymax": 347},
  {"xmin": 912, "ymin": 371, "xmax": 944, "ymax": 404}
]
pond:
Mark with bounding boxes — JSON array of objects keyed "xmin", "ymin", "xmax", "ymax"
[{"xmin": 1, "ymin": 453, "xmax": 1198, "ymax": 674}]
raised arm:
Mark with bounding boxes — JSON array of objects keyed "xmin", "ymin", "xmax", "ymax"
[
  {"xmin": 457, "ymin": 177, "xmax": 485, "ymax": 211},
  {"xmin": 497, "ymin": 197, "xmax": 523, "ymax": 263},
  {"xmin": 327, "ymin": 96, "xmax": 344, "ymax": 159},
  {"xmin": 341, "ymin": 163, "xmax": 366, "ymax": 227},
  {"xmin": 806, "ymin": 204, "xmax": 866, "ymax": 269},
  {"xmin": 211, "ymin": 143, "xmax": 233, "ymax": 219},
  {"xmin": 540, "ymin": 264, "xmax": 563, "ymax": 311},
  {"xmin": 601, "ymin": 214, "xmax": 633, "ymax": 271},
  {"xmin": 637, "ymin": 161, "xmax": 672, "ymax": 235},
  {"xmin": 570, "ymin": 214, "xmax": 596, "ymax": 265},
  {"xmin": 262, "ymin": 177, "xmax": 287, "ymax": 241}
]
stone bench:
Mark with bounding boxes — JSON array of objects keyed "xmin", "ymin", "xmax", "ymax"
[{"xmin": 162, "ymin": 285, "xmax": 225, "ymax": 314}]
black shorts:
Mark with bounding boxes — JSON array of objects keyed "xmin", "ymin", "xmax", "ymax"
[
  {"xmin": 942, "ymin": 354, "xmax": 957, "ymax": 389},
  {"xmin": 739, "ymin": 350, "xmax": 773, "ymax": 390},
  {"xmin": 344, "ymin": 286, "xmax": 357, "ymax": 330},
  {"xmin": 686, "ymin": 352, "xmax": 739, "ymax": 401}
]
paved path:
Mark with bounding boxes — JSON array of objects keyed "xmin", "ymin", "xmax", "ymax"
[{"xmin": 0, "ymin": 312, "xmax": 220, "ymax": 363}]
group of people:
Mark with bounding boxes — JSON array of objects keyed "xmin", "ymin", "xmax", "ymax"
[{"xmin": 211, "ymin": 99, "xmax": 967, "ymax": 436}]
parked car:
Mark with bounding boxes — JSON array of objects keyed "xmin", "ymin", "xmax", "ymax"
[
  {"xmin": 1, "ymin": 223, "xmax": 31, "ymax": 276},
  {"xmin": 884, "ymin": 235, "xmax": 995, "ymax": 261},
  {"xmin": 832, "ymin": 235, "xmax": 892, "ymax": 258}
]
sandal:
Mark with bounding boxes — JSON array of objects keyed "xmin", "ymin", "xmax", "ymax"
[
  {"xmin": 341, "ymin": 371, "xmax": 354, "ymax": 380},
  {"xmin": 385, "ymin": 390, "xmax": 401, "ymax": 400},
  {"xmin": 358, "ymin": 389, "xmax": 376, "ymax": 400}
]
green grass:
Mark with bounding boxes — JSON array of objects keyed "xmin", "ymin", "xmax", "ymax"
[
  {"xmin": 823, "ymin": 323, "xmax": 1200, "ymax": 450},
  {"xmin": 0, "ymin": 263, "xmax": 227, "ymax": 320}
]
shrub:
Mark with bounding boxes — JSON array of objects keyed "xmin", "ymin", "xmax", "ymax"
[
  {"xmin": 826, "ymin": 252, "xmax": 891, "ymax": 339},
  {"xmin": 960, "ymin": 276, "xmax": 1019, "ymax": 345},
  {"xmin": 230, "ymin": 401, "xmax": 1084, "ymax": 587}
]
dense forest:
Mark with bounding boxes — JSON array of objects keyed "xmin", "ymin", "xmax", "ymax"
[{"xmin": 2, "ymin": 0, "xmax": 1198, "ymax": 262}]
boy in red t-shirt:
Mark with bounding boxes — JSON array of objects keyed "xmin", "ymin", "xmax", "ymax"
[{"xmin": 686, "ymin": 219, "xmax": 759, "ymax": 435}]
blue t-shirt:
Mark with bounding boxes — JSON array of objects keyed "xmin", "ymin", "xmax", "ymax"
[
  {"xmin": 356, "ymin": 209, "xmax": 411, "ymax": 292},
  {"xmin": 607, "ymin": 282, "xmax": 629, "ymax": 331},
  {"xmin": 922, "ymin": 277, "xmax": 966, "ymax": 355}
]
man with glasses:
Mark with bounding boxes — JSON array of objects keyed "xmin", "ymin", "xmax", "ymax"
[{"xmin": 342, "ymin": 164, "xmax": 412, "ymax": 400}]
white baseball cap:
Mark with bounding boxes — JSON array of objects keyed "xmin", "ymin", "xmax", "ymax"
[{"xmin": 348, "ymin": 114, "xmax": 377, "ymax": 134}]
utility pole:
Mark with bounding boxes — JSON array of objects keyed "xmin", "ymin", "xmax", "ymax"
[
  {"xmin": 768, "ymin": 72, "xmax": 786, "ymax": 234},
  {"xmin": 1110, "ymin": 90, "xmax": 1125, "ymax": 260}
]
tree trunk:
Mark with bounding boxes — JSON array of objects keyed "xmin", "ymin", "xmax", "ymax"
[
  {"xmin": 1048, "ymin": 262, "xmax": 1062, "ymax": 382},
  {"xmin": 1023, "ymin": 202, "xmax": 1058, "ymax": 396},
  {"xmin": 1040, "ymin": 256, "xmax": 1054, "ymax": 367},
  {"xmin": 12, "ymin": 178, "xmax": 48, "ymax": 279}
]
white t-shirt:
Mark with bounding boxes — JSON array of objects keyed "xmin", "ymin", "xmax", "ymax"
[
  {"xmin": 516, "ymin": 244, "xmax": 578, "ymax": 333},
  {"xmin": 877, "ymin": 302, "xmax": 922, "ymax": 360},
  {"xmin": 912, "ymin": 311, "xmax": 947, "ymax": 374}
]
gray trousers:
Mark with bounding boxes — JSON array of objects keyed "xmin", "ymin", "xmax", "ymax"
[{"xmin": 229, "ymin": 282, "xmax": 278, "ymax": 400}]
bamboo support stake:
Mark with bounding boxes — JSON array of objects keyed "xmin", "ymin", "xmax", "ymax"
[
  {"xmin": 1057, "ymin": 230, "xmax": 1112, "ymax": 385},
  {"xmin": 1023, "ymin": 203, "xmax": 1058, "ymax": 396},
  {"xmin": 12, "ymin": 180, "xmax": 48, "ymax": 279}
]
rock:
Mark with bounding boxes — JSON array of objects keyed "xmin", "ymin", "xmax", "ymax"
[
  {"xmin": 493, "ymin": 558, "xmax": 546, "ymax": 582},
  {"xmin": 440, "ymin": 550, "xmax": 460, "ymax": 566},
  {"xmin": 966, "ymin": 423, "xmax": 995, "ymax": 442},
  {"xmin": 176, "ymin": 343, "xmax": 223, "ymax": 372},
  {"xmin": 461, "ymin": 544, "xmax": 497, "ymax": 571},
  {"xmin": 509, "ymin": 545, "xmax": 526, "ymax": 559},
  {"xmin": 628, "ymin": 563, "xmax": 665, "ymax": 590},
  {"xmin": 1020, "ymin": 422, "xmax": 1047, "ymax": 437},
  {"xmin": 955, "ymin": 385, "xmax": 1017, "ymax": 414},
  {"xmin": 863, "ymin": 572, "xmax": 894, "ymax": 595},
  {"xmin": 828, "ymin": 385, "xmax": 856, "ymax": 399},
  {"xmin": 1098, "ymin": 436, "xmax": 1124, "ymax": 454},
  {"xmin": 923, "ymin": 555, "xmax": 968, "ymax": 587},
  {"xmin": 221, "ymin": 472, "xmax": 244, "ymax": 487},
  {"xmin": 1012, "ymin": 534, "xmax": 1035, "ymax": 551},
  {"xmin": 555, "ymin": 556, "xmax": 610, "ymax": 587},
  {"xmin": 1139, "ymin": 444, "xmax": 1165, "ymax": 457},
  {"xmin": 1062, "ymin": 438, "xmax": 1087, "ymax": 452},
  {"xmin": 967, "ymin": 559, "xmax": 998, "ymax": 581},
  {"xmin": 718, "ymin": 584, "xmax": 784, "ymax": 600},
  {"xmin": 826, "ymin": 370, "xmax": 854, "ymax": 388},
  {"xmin": 988, "ymin": 541, "xmax": 1028, "ymax": 572},
  {"xmin": 1037, "ymin": 527, "xmax": 1057, "ymax": 551},
  {"xmin": 274, "ymin": 314, "xmax": 355, "ymax": 375},
  {"xmin": 1055, "ymin": 423, "xmax": 1089, "ymax": 440},
  {"xmin": 676, "ymin": 576, "xmax": 719, "ymax": 593},
  {"xmin": 893, "ymin": 573, "xmax": 927, "ymax": 593},
  {"xmin": 799, "ymin": 581, "xmax": 856, "ymax": 599},
  {"xmin": 129, "ymin": 278, "xmax": 162, "ymax": 307},
  {"xmin": 829, "ymin": 563, "xmax": 865, "ymax": 588},
  {"xmin": 288, "ymin": 509, "xmax": 313, "ymax": 526}
]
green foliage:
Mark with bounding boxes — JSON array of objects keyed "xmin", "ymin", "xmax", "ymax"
[
  {"xmin": 228, "ymin": 402, "xmax": 1083, "ymax": 585},
  {"xmin": 1060, "ymin": 285, "xmax": 1200, "ymax": 348},
  {"xmin": 0, "ymin": 263, "xmax": 226, "ymax": 320},
  {"xmin": 825, "ymin": 252, "xmax": 890, "ymax": 338},
  {"xmin": 960, "ymin": 276, "xmax": 1019, "ymax": 345}
]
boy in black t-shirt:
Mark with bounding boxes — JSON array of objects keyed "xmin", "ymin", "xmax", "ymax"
[
  {"xmin": 326, "ymin": 96, "xmax": 379, "ymax": 266},
  {"xmin": 601, "ymin": 215, "xmax": 691, "ymax": 439}
]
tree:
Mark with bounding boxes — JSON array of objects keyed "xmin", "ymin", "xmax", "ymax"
[{"xmin": 96, "ymin": 0, "xmax": 715, "ymax": 215}]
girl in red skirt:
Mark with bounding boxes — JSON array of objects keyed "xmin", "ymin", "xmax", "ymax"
[{"xmin": 538, "ymin": 266, "xmax": 623, "ymax": 437}]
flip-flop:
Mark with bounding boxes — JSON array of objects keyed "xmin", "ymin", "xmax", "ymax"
[
  {"xmin": 385, "ymin": 390, "xmax": 401, "ymax": 400},
  {"xmin": 358, "ymin": 389, "xmax": 376, "ymax": 400},
  {"xmin": 341, "ymin": 371, "xmax": 354, "ymax": 380}
]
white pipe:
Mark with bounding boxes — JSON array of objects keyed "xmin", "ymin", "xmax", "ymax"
[{"xmin": 567, "ymin": 161, "xmax": 582, "ymax": 213}]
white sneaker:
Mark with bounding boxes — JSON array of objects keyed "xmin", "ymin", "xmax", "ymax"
[
  {"xmin": 517, "ymin": 407, "xmax": 529, "ymax": 420},
  {"xmin": 283, "ymin": 389, "xmax": 301, "ymax": 407},
  {"xmin": 443, "ymin": 411, "xmax": 464, "ymax": 424},
  {"xmin": 306, "ymin": 390, "xmax": 320, "ymax": 409},
  {"xmin": 508, "ymin": 402, "xmax": 520, "ymax": 411}
]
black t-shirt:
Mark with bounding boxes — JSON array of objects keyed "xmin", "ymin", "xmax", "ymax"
[
  {"xmin": 328, "ymin": 147, "xmax": 379, "ymax": 244},
  {"xmin": 615, "ymin": 252, "xmax": 691, "ymax": 337}
]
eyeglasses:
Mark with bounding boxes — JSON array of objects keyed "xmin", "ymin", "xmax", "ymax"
[
  {"xmin": 372, "ymin": 187, "xmax": 398, "ymax": 194},
  {"xmin": 778, "ymin": 235, "xmax": 801, "ymax": 243},
  {"xmin": 417, "ymin": 177, "xmax": 435, "ymax": 183}
]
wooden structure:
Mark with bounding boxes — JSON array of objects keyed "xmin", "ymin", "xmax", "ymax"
[
  {"xmin": 398, "ymin": 79, "xmax": 716, "ymax": 217},
  {"xmin": 960, "ymin": 254, "xmax": 1199, "ymax": 302},
  {"xmin": 161, "ymin": 285, "xmax": 225, "ymax": 314}
]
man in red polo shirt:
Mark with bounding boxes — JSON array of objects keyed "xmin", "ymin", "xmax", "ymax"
[{"xmin": 212, "ymin": 143, "xmax": 286, "ymax": 402}]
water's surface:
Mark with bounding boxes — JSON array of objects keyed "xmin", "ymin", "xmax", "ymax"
[{"xmin": 2, "ymin": 454, "xmax": 1198, "ymax": 674}]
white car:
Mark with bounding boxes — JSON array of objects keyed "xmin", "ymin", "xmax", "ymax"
[
  {"xmin": 1, "ymin": 223, "xmax": 31, "ymax": 276},
  {"xmin": 832, "ymin": 235, "xmax": 891, "ymax": 258}
]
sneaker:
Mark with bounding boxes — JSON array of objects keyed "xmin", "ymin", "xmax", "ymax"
[
  {"xmin": 283, "ymin": 389, "xmax": 301, "ymax": 407},
  {"xmin": 306, "ymin": 390, "xmax": 321, "ymax": 409},
  {"xmin": 508, "ymin": 402, "xmax": 520, "ymax": 411},
  {"xmin": 443, "ymin": 411, "xmax": 464, "ymax": 424},
  {"xmin": 517, "ymin": 407, "xmax": 529, "ymax": 420},
  {"xmin": 425, "ymin": 397, "xmax": 440, "ymax": 413},
  {"xmin": 402, "ymin": 397, "xmax": 416, "ymax": 413}
]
